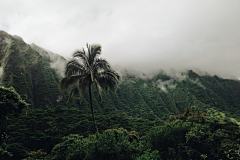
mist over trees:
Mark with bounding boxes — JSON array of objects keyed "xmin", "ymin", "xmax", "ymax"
[{"xmin": 0, "ymin": 31, "xmax": 240, "ymax": 159}]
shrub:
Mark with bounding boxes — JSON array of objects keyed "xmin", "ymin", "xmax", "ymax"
[{"xmin": 51, "ymin": 128, "xmax": 148, "ymax": 160}]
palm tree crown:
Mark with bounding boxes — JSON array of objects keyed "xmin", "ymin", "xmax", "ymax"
[{"xmin": 60, "ymin": 43, "xmax": 120, "ymax": 133}]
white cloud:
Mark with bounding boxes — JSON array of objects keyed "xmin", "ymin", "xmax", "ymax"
[{"xmin": 1, "ymin": 0, "xmax": 240, "ymax": 78}]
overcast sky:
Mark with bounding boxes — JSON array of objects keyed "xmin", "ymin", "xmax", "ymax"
[{"xmin": 1, "ymin": 0, "xmax": 240, "ymax": 78}]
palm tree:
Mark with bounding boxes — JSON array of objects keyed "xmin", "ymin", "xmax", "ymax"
[{"xmin": 60, "ymin": 44, "xmax": 120, "ymax": 133}]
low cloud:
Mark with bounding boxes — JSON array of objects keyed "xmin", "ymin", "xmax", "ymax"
[
  {"xmin": 1, "ymin": 0, "xmax": 240, "ymax": 79},
  {"xmin": 49, "ymin": 56, "xmax": 67, "ymax": 78},
  {"xmin": 30, "ymin": 44, "xmax": 67, "ymax": 77},
  {"xmin": 153, "ymin": 70, "xmax": 187, "ymax": 92},
  {"xmin": 155, "ymin": 79, "xmax": 176, "ymax": 92},
  {"xmin": 188, "ymin": 78, "xmax": 207, "ymax": 90}
]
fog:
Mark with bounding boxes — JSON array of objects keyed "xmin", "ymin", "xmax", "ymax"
[
  {"xmin": 30, "ymin": 43, "xmax": 67, "ymax": 77},
  {"xmin": 1, "ymin": 0, "xmax": 240, "ymax": 79}
]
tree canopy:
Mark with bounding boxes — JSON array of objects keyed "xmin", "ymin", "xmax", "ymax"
[
  {"xmin": 0, "ymin": 86, "xmax": 28, "ymax": 158},
  {"xmin": 0, "ymin": 86, "xmax": 28, "ymax": 120}
]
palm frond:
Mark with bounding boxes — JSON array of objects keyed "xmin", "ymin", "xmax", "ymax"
[
  {"xmin": 89, "ymin": 45, "xmax": 101, "ymax": 64},
  {"xmin": 92, "ymin": 58, "xmax": 110, "ymax": 72},
  {"xmin": 65, "ymin": 59, "xmax": 87, "ymax": 77},
  {"xmin": 100, "ymin": 79, "xmax": 116, "ymax": 93},
  {"xmin": 101, "ymin": 70, "xmax": 120, "ymax": 82},
  {"xmin": 73, "ymin": 50, "xmax": 90, "ymax": 68},
  {"xmin": 96, "ymin": 70, "xmax": 120, "ymax": 93},
  {"xmin": 66, "ymin": 86, "xmax": 80, "ymax": 104},
  {"xmin": 59, "ymin": 77, "xmax": 69, "ymax": 91},
  {"xmin": 87, "ymin": 43, "xmax": 91, "ymax": 60},
  {"xmin": 90, "ymin": 71, "xmax": 94, "ymax": 82},
  {"xmin": 94, "ymin": 79, "xmax": 102, "ymax": 103},
  {"xmin": 60, "ymin": 75, "xmax": 86, "ymax": 91},
  {"xmin": 73, "ymin": 50, "xmax": 87, "ymax": 60}
]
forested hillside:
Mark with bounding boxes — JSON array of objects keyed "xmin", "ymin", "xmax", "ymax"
[
  {"xmin": 0, "ymin": 31, "xmax": 240, "ymax": 159},
  {"xmin": 0, "ymin": 31, "xmax": 64, "ymax": 109},
  {"xmin": 1, "ymin": 30, "xmax": 240, "ymax": 121}
]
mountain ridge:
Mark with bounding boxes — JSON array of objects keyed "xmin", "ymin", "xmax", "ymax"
[
  {"xmin": 0, "ymin": 30, "xmax": 63, "ymax": 108},
  {"xmin": 1, "ymin": 30, "xmax": 240, "ymax": 121}
]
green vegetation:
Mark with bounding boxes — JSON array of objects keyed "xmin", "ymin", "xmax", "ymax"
[
  {"xmin": 0, "ymin": 31, "xmax": 62, "ymax": 109},
  {"xmin": 0, "ymin": 31, "xmax": 240, "ymax": 159},
  {"xmin": 60, "ymin": 44, "xmax": 120, "ymax": 133},
  {"xmin": 4, "ymin": 106, "xmax": 162, "ymax": 159},
  {"xmin": 0, "ymin": 86, "xmax": 28, "ymax": 159},
  {"xmin": 0, "ymin": 86, "xmax": 28, "ymax": 144},
  {"xmin": 2, "ymin": 105, "xmax": 239, "ymax": 160},
  {"xmin": 1, "ymin": 31, "xmax": 240, "ymax": 121}
]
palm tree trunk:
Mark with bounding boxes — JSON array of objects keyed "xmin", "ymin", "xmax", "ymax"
[{"xmin": 89, "ymin": 83, "xmax": 99, "ymax": 133}]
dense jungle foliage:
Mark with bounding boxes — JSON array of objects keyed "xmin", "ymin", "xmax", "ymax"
[
  {"xmin": 1, "ymin": 105, "xmax": 240, "ymax": 159},
  {"xmin": 0, "ymin": 31, "xmax": 240, "ymax": 159}
]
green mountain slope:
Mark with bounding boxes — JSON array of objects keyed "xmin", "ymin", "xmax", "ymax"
[
  {"xmin": 1, "ymin": 30, "xmax": 240, "ymax": 120},
  {"xmin": 88, "ymin": 71, "xmax": 240, "ymax": 120},
  {"xmin": 0, "ymin": 31, "xmax": 63, "ymax": 108}
]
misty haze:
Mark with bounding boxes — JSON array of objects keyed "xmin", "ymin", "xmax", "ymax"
[
  {"xmin": 1, "ymin": 0, "xmax": 240, "ymax": 79},
  {"xmin": 1, "ymin": 0, "xmax": 240, "ymax": 160}
]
